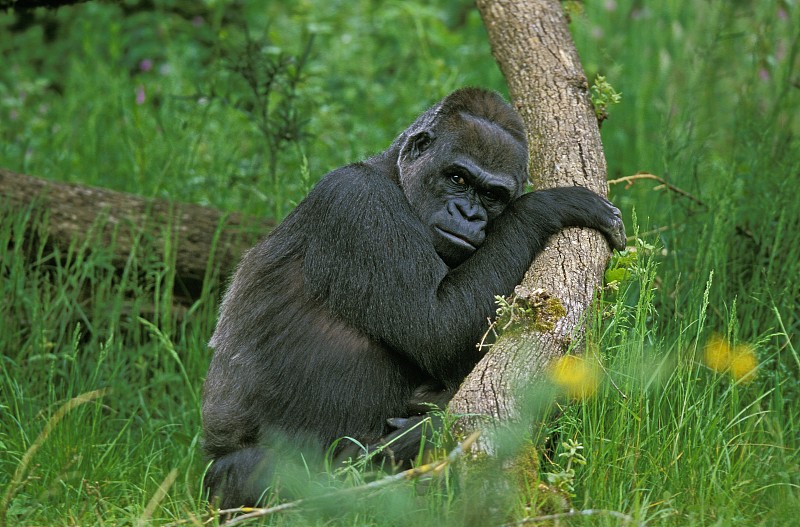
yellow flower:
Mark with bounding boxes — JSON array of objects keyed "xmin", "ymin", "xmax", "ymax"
[
  {"xmin": 549, "ymin": 355, "xmax": 600, "ymax": 399},
  {"xmin": 729, "ymin": 344, "xmax": 758, "ymax": 383},
  {"xmin": 702, "ymin": 334, "xmax": 758, "ymax": 383},
  {"xmin": 704, "ymin": 334, "xmax": 731, "ymax": 373}
]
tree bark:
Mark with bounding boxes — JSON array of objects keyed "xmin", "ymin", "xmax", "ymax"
[
  {"xmin": 0, "ymin": 169, "xmax": 271, "ymax": 302},
  {"xmin": 449, "ymin": 0, "xmax": 612, "ymax": 440}
]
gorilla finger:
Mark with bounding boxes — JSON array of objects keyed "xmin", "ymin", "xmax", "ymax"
[{"xmin": 387, "ymin": 417, "xmax": 413, "ymax": 429}]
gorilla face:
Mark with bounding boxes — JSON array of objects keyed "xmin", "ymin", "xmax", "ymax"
[{"xmin": 399, "ymin": 117, "xmax": 527, "ymax": 268}]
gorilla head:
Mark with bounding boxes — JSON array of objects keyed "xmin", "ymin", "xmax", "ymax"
[{"xmin": 396, "ymin": 89, "xmax": 529, "ymax": 267}]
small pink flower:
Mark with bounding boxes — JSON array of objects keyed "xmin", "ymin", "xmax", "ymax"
[
  {"xmin": 775, "ymin": 40, "xmax": 787, "ymax": 62},
  {"xmin": 759, "ymin": 68, "xmax": 770, "ymax": 81},
  {"xmin": 136, "ymin": 85, "xmax": 146, "ymax": 105},
  {"xmin": 192, "ymin": 16, "xmax": 204, "ymax": 27},
  {"xmin": 139, "ymin": 59, "xmax": 153, "ymax": 72}
]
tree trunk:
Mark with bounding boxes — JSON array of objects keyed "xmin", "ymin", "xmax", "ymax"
[
  {"xmin": 449, "ymin": 0, "xmax": 612, "ymax": 441},
  {"xmin": 0, "ymin": 169, "xmax": 271, "ymax": 303}
]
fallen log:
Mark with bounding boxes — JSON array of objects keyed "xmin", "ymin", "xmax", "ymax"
[{"xmin": 0, "ymin": 168, "xmax": 272, "ymax": 302}]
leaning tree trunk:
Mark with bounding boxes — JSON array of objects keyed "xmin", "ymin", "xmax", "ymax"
[{"xmin": 449, "ymin": 0, "xmax": 614, "ymax": 441}]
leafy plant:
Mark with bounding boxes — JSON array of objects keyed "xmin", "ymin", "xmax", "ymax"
[
  {"xmin": 590, "ymin": 74, "xmax": 621, "ymax": 123},
  {"xmin": 215, "ymin": 30, "xmax": 315, "ymax": 219},
  {"xmin": 545, "ymin": 439, "xmax": 587, "ymax": 495}
]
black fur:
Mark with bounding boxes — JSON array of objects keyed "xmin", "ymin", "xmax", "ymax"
[{"xmin": 202, "ymin": 88, "xmax": 626, "ymax": 508}]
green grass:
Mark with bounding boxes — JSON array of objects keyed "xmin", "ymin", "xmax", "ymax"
[{"xmin": 1, "ymin": 0, "xmax": 799, "ymax": 525}]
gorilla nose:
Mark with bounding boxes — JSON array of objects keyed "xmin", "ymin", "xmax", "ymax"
[{"xmin": 449, "ymin": 200, "xmax": 487, "ymax": 223}]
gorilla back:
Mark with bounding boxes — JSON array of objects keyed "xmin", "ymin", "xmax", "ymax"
[{"xmin": 202, "ymin": 87, "xmax": 626, "ymax": 507}]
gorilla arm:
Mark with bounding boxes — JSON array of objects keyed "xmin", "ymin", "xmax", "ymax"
[{"xmin": 301, "ymin": 164, "xmax": 624, "ymax": 390}]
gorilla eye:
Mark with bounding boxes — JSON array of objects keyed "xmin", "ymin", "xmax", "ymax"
[{"xmin": 450, "ymin": 174, "xmax": 467, "ymax": 186}]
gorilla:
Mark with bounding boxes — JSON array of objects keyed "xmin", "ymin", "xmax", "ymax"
[{"xmin": 202, "ymin": 87, "xmax": 626, "ymax": 507}]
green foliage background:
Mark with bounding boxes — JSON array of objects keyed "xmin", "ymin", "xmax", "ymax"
[{"xmin": 1, "ymin": 0, "xmax": 798, "ymax": 525}]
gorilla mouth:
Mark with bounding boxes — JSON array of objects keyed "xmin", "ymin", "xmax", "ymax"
[{"xmin": 434, "ymin": 227, "xmax": 477, "ymax": 251}]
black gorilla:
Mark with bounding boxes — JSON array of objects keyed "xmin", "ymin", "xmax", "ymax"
[{"xmin": 202, "ymin": 88, "xmax": 626, "ymax": 507}]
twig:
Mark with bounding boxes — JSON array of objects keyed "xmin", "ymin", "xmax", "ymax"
[
  {"xmin": 634, "ymin": 223, "xmax": 680, "ymax": 239},
  {"xmin": 502, "ymin": 508, "xmax": 642, "ymax": 526},
  {"xmin": 477, "ymin": 317, "xmax": 498, "ymax": 351},
  {"xmin": 609, "ymin": 172, "xmax": 705, "ymax": 207},
  {"xmin": 215, "ymin": 431, "xmax": 482, "ymax": 527},
  {"xmin": 218, "ymin": 501, "xmax": 301, "ymax": 527},
  {"xmin": 610, "ymin": 173, "xmax": 760, "ymax": 246}
]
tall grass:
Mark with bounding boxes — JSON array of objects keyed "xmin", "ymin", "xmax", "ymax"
[
  {"xmin": 1, "ymin": 0, "xmax": 798, "ymax": 525},
  {"xmin": 0, "ymin": 206, "xmax": 212, "ymax": 524}
]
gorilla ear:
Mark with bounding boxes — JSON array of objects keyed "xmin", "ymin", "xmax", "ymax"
[{"xmin": 408, "ymin": 131, "xmax": 435, "ymax": 159}]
